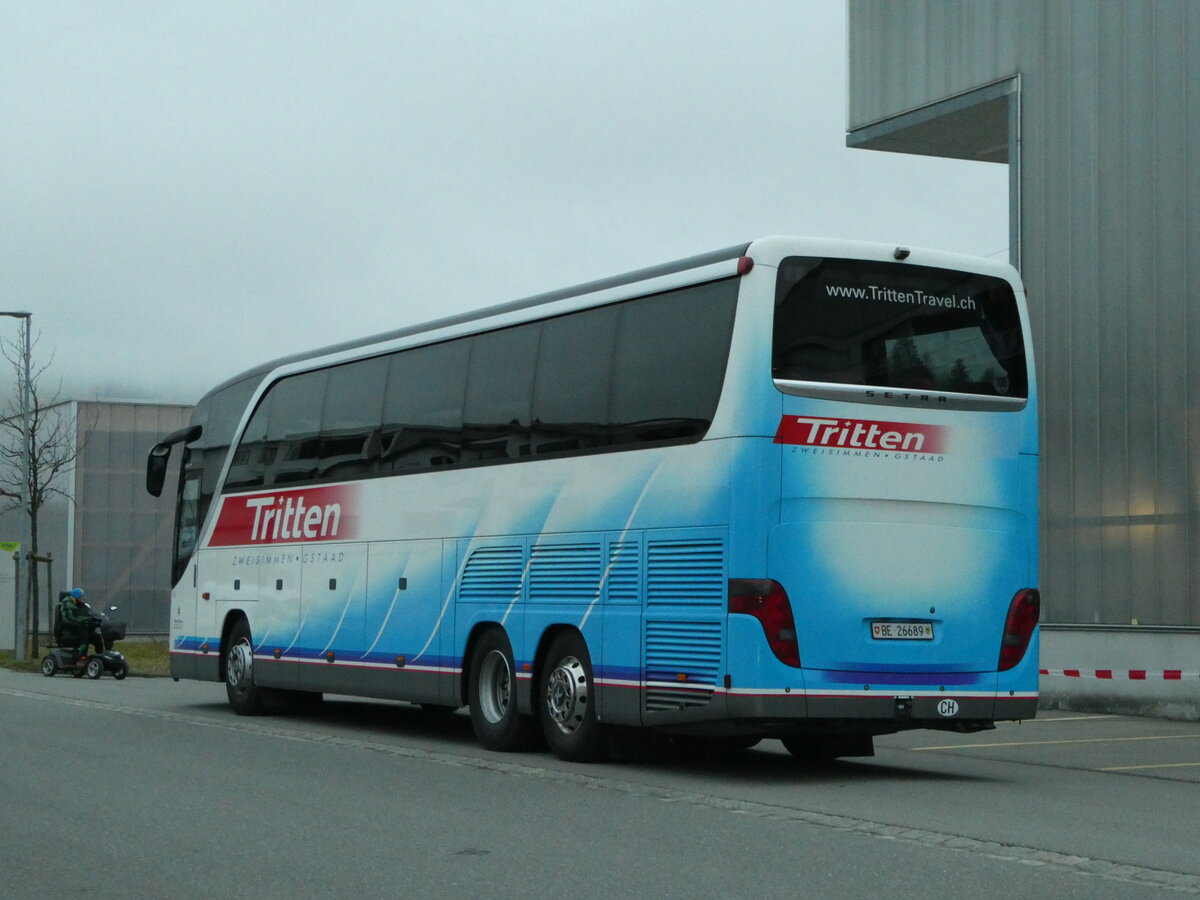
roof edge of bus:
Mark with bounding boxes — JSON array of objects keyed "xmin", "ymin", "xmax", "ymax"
[
  {"xmin": 744, "ymin": 235, "xmax": 1020, "ymax": 277},
  {"xmin": 199, "ymin": 241, "xmax": 754, "ymax": 401},
  {"xmin": 198, "ymin": 237, "xmax": 1016, "ymax": 403}
]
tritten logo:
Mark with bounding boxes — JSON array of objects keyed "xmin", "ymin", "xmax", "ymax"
[
  {"xmin": 208, "ymin": 484, "xmax": 359, "ymax": 547},
  {"xmin": 774, "ymin": 416, "xmax": 947, "ymax": 454}
]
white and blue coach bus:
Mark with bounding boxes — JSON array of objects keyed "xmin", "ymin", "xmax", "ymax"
[{"xmin": 147, "ymin": 236, "xmax": 1039, "ymax": 762}]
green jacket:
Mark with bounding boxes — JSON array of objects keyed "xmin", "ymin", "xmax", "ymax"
[{"xmin": 59, "ymin": 596, "xmax": 90, "ymax": 627}]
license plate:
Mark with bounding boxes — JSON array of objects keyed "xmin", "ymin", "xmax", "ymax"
[{"xmin": 871, "ymin": 621, "xmax": 934, "ymax": 640}]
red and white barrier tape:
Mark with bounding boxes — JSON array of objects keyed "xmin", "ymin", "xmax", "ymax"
[{"xmin": 1040, "ymin": 668, "xmax": 1199, "ymax": 681}]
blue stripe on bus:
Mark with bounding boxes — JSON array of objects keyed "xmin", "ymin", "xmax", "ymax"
[
  {"xmin": 173, "ymin": 635, "xmax": 214, "ymax": 652},
  {"xmin": 172, "ymin": 636, "xmax": 988, "ymax": 690},
  {"xmin": 812, "ymin": 669, "xmax": 985, "ymax": 686}
]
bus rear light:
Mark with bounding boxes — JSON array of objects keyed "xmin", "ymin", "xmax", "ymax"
[
  {"xmin": 998, "ymin": 588, "xmax": 1040, "ymax": 671},
  {"xmin": 729, "ymin": 579, "xmax": 800, "ymax": 667},
  {"xmin": 737, "ymin": 256, "xmax": 754, "ymax": 276}
]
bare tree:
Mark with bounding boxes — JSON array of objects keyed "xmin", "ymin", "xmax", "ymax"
[{"xmin": 0, "ymin": 331, "xmax": 85, "ymax": 652}]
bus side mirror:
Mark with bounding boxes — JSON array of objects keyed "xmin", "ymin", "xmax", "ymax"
[
  {"xmin": 146, "ymin": 424, "xmax": 203, "ymax": 497},
  {"xmin": 146, "ymin": 444, "xmax": 171, "ymax": 497}
]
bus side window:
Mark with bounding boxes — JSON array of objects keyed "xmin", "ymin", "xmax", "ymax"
[
  {"xmin": 264, "ymin": 369, "xmax": 328, "ymax": 486},
  {"xmin": 463, "ymin": 325, "xmax": 539, "ymax": 463},
  {"xmin": 609, "ymin": 280, "xmax": 737, "ymax": 446},
  {"xmin": 176, "ymin": 470, "xmax": 202, "ymax": 561},
  {"xmin": 319, "ymin": 355, "xmax": 388, "ymax": 481},
  {"xmin": 532, "ymin": 305, "xmax": 618, "ymax": 456},
  {"xmin": 381, "ymin": 340, "xmax": 469, "ymax": 471},
  {"xmin": 225, "ymin": 392, "xmax": 272, "ymax": 490},
  {"xmin": 198, "ymin": 376, "xmax": 259, "ymax": 510}
]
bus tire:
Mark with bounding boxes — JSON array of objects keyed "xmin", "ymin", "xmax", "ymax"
[
  {"xmin": 225, "ymin": 618, "xmax": 269, "ymax": 716},
  {"xmin": 539, "ymin": 632, "xmax": 607, "ymax": 762},
  {"xmin": 468, "ymin": 629, "xmax": 539, "ymax": 752}
]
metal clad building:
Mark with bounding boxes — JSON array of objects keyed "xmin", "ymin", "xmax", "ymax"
[
  {"xmin": 73, "ymin": 402, "xmax": 191, "ymax": 633},
  {"xmin": 847, "ymin": 0, "xmax": 1200, "ymax": 717},
  {"xmin": 0, "ymin": 401, "xmax": 190, "ymax": 642}
]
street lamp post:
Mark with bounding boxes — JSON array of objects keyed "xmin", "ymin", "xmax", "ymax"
[{"xmin": 1, "ymin": 312, "xmax": 31, "ymax": 660}]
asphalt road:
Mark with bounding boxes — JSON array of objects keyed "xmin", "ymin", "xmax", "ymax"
[{"xmin": 2, "ymin": 668, "xmax": 1197, "ymax": 899}]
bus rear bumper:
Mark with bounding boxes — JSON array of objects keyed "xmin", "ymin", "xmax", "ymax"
[{"xmin": 725, "ymin": 689, "xmax": 1037, "ymax": 726}]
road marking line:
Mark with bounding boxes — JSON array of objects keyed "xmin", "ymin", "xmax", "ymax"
[
  {"xmin": 1000, "ymin": 714, "xmax": 1117, "ymax": 724},
  {"xmin": 1098, "ymin": 762, "xmax": 1200, "ymax": 772},
  {"xmin": 912, "ymin": 734, "xmax": 1200, "ymax": 751}
]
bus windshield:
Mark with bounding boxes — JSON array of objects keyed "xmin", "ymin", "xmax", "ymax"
[{"xmin": 772, "ymin": 256, "xmax": 1027, "ymax": 399}]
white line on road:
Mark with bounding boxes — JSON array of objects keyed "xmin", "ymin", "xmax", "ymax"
[
  {"xmin": 1000, "ymin": 714, "xmax": 1118, "ymax": 724},
  {"xmin": 1098, "ymin": 762, "xmax": 1200, "ymax": 772},
  {"xmin": 912, "ymin": 735, "xmax": 1200, "ymax": 751}
]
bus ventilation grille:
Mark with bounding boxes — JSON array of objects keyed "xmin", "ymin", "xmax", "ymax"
[
  {"xmin": 528, "ymin": 544, "xmax": 603, "ymax": 600},
  {"xmin": 646, "ymin": 539, "xmax": 725, "ymax": 607},
  {"xmin": 644, "ymin": 619, "xmax": 721, "ymax": 712},
  {"xmin": 459, "ymin": 546, "xmax": 524, "ymax": 602},
  {"xmin": 607, "ymin": 541, "xmax": 639, "ymax": 603}
]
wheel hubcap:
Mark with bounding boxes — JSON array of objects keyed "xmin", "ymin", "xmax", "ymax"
[
  {"xmin": 478, "ymin": 649, "xmax": 512, "ymax": 724},
  {"xmin": 545, "ymin": 656, "xmax": 588, "ymax": 734},
  {"xmin": 228, "ymin": 638, "xmax": 254, "ymax": 691}
]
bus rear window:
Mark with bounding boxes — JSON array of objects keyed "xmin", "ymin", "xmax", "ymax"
[{"xmin": 772, "ymin": 257, "xmax": 1027, "ymax": 402}]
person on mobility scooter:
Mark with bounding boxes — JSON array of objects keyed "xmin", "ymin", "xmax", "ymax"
[
  {"xmin": 40, "ymin": 588, "xmax": 129, "ymax": 680},
  {"xmin": 60, "ymin": 588, "xmax": 92, "ymax": 655}
]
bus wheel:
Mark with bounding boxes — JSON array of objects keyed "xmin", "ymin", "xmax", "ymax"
[
  {"xmin": 781, "ymin": 733, "xmax": 874, "ymax": 760},
  {"xmin": 468, "ymin": 629, "xmax": 539, "ymax": 752},
  {"xmin": 540, "ymin": 632, "xmax": 607, "ymax": 762},
  {"xmin": 225, "ymin": 619, "xmax": 268, "ymax": 716}
]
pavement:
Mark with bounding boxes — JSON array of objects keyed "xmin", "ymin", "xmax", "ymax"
[{"xmin": 879, "ymin": 708, "xmax": 1200, "ymax": 783}]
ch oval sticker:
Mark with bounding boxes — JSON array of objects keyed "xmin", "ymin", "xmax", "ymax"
[{"xmin": 937, "ymin": 699, "xmax": 960, "ymax": 717}]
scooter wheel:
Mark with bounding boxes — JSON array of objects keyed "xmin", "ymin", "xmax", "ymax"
[
  {"xmin": 113, "ymin": 662, "xmax": 129, "ymax": 681},
  {"xmin": 84, "ymin": 657, "xmax": 104, "ymax": 680},
  {"xmin": 71, "ymin": 666, "xmax": 85, "ymax": 678},
  {"xmin": 40, "ymin": 655, "xmax": 57, "ymax": 677}
]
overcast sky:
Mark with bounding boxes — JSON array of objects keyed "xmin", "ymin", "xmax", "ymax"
[{"xmin": 1, "ymin": 1, "xmax": 1009, "ymax": 408}]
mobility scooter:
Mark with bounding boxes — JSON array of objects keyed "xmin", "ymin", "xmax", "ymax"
[{"xmin": 40, "ymin": 592, "xmax": 129, "ymax": 680}]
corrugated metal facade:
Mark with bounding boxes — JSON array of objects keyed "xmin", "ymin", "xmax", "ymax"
[
  {"xmin": 0, "ymin": 401, "xmax": 190, "ymax": 637},
  {"xmin": 72, "ymin": 402, "xmax": 191, "ymax": 632},
  {"xmin": 848, "ymin": 1, "xmax": 1200, "ymax": 627}
]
